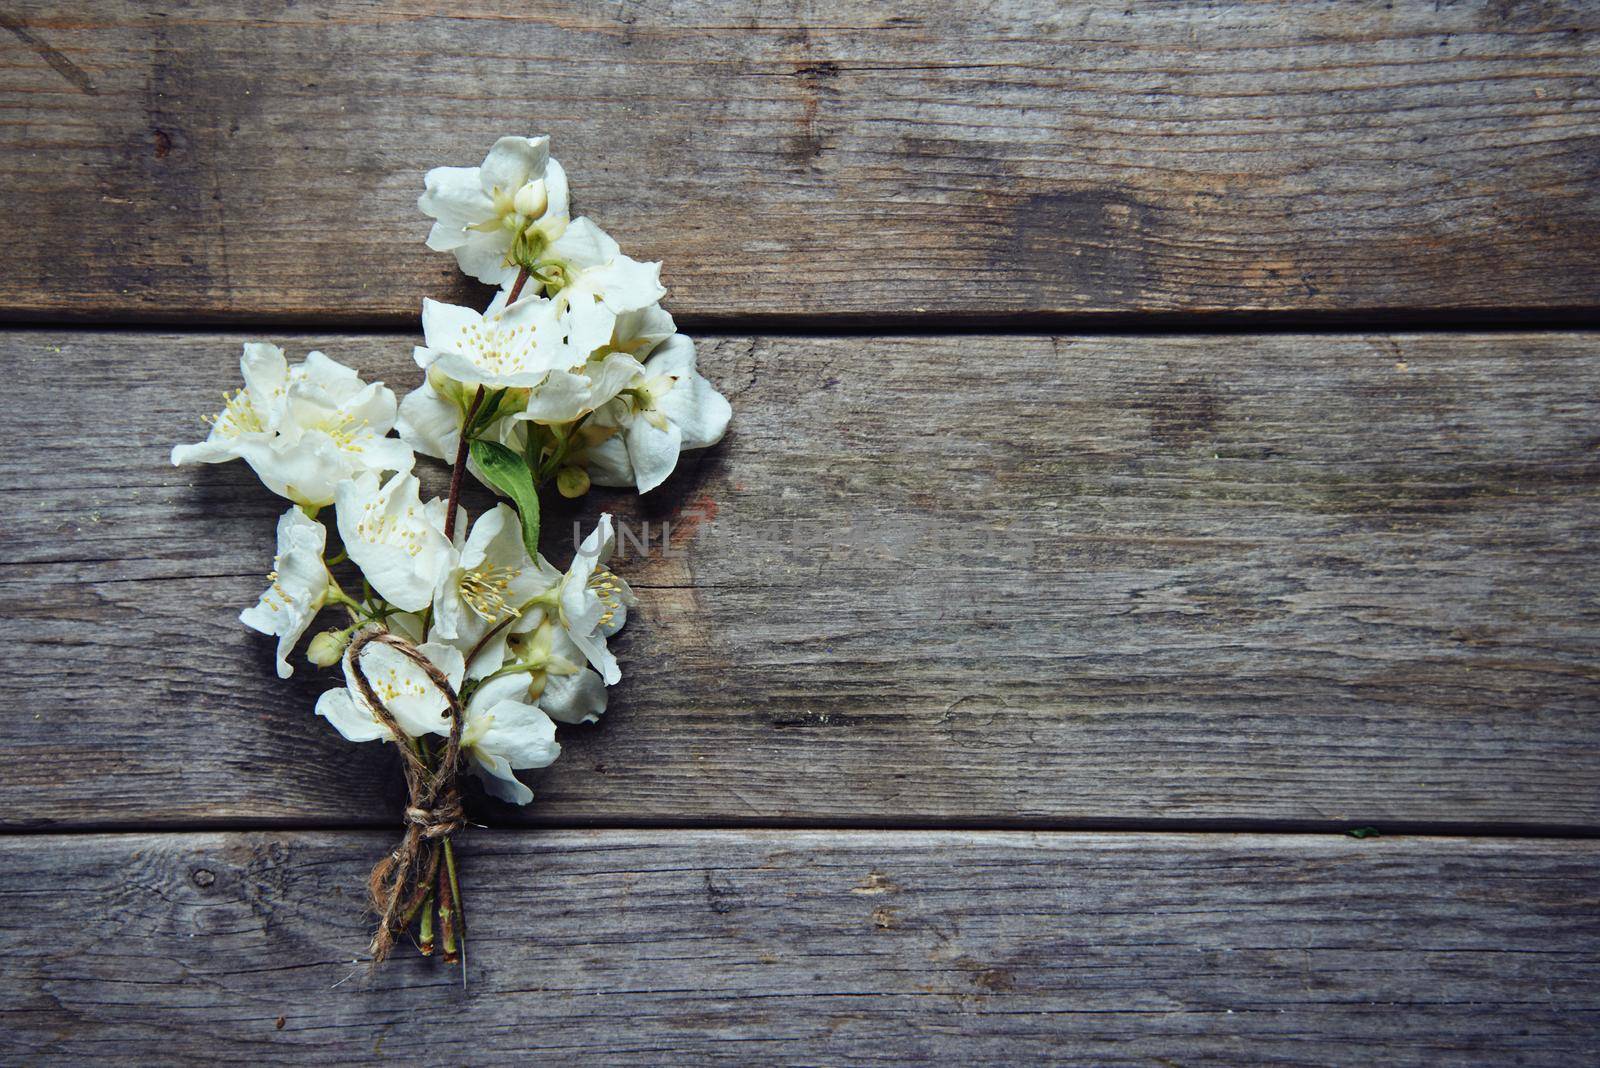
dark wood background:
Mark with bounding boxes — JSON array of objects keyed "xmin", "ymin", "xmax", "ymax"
[{"xmin": 2, "ymin": 2, "xmax": 1597, "ymax": 1063}]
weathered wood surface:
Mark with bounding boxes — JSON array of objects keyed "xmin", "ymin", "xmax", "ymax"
[
  {"xmin": 3, "ymin": 829, "xmax": 1596, "ymax": 1064},
  {"xmin": 3, "ymin": 1, "xmax": 1599, "ymax": 324},
  {"xmin": 3, "ymin": 329, "xmax": 1597, "ymax": 830}
]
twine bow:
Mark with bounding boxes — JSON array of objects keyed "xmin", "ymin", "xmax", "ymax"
[{"xmin": 344, "ymin": 629, "xmax": 467, "ymax": 964}]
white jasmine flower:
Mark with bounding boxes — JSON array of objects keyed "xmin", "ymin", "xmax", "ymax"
[
  {"xmin": 451, "ymin": 516, "xmax": 631, "ymax": 685},
  {"xmin": 515, "ymin": 350, "xmax": 644, "ymax": 427},
  {"xmin": 530, "ymin": 217, "xmax": 665, "ymax": 317},
  {"xmin": 589, "ymin": 334, "xmax": 732, "ymax": 493},
  {"xmin": 414, "ymin": 296, "xmax": 575, "ymax": 391},
  {"xmin": 455, "ymin": 600, "xmax": 609, "ymax": 724},
  {"xmin": 397, "ymin": 322, "xmax": 644, "ymax": 467},
  {"xmin": 316, "ymin": 639, "xmax": 464, "ymax": 743},
  {"xmin": 419, "ymin": 135, "xmax": 570, "ymax": 285},
  {"xmin": 508, "ymin": 622, "xmax": 609, "ymax": 725},
  {"xmin": 556, "ymin": 514, "xmax": 635, "ymax": 685},
  {"xmin": 316, "ymin": 635, "xmax": 560, "ymax": 805},
  {"xmin": 431, "ymin": 504, "xmax": 560, "ymax": 647},
  {"xmin": 239, "ymin": 507, "xmax": 332, "ymax": 679},
  {"xmin": 260, "ymin": 353, "xmax": 414, "ymax": 507},
  {"xmin": 173, "ymin": 345, "xmax": 412, "ymax": 507},
  {"xmin": 334, "ymin": 469, "xmax": 455, "ymax": 612},
  {"xmin": 171, "ymin": 342, "xmax": 288, "ymax": 468},
  {"xmin": 458, "ymin": 673, "xmax": 561, "ymax": 805}
]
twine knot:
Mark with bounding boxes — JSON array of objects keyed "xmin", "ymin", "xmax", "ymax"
[
  {"xmin": 405, "ymin": 798, "xmax": 466, "ymax": 839},
  {"xmin": 344, "ymin": 629, "xmax": 468, "ymax": 964}
]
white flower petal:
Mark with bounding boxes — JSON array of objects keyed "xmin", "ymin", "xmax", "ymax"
[
  {"xmin": 659, "ymin": 372, "xmax": 732, "ymax": 451},
  {"xmin": 475, "ymin": 698, "xmax": 560, "ymax": 769},
  {"xmin": 564, "ymin": 299, "xmax": 617, "ymax": 360},
  {"xmin": 419, "ymin": 165, "xmax": 495, "ymax": 230},
  {"xmin": 421, "ymin": 299, "xmax": 486, "ymax": 352},
  {"xmin": 586, "ymin": 353, "xmax": 646, "ymax": 410},
  {"xmin": 542, "ymin": 157, "xmax": 570, "ymax": 220},
  {"xmin": 479, "ymin": 135, "xmax": 548, "ymax": 196},
  {"xmin": 336, "ymin": 470, "xmax": 453, "ymax": 612},
  {"xmin": 238, "ymin": 507, "xmax": 329, "ymax": 678},
  {"xmin": 426, "ymin": 219, "xmax": 470, "ymax": 253},
  {"xmin": 316, "ymin": 687, "xmax": 392, "ymax": 743},
  {"xmin": 586, "ymin": 256, "xmax": 666, "ymax": 315},
  {"xmin": 541, "ymin": 666, "xmax": 608, "ymax": 725},
  {"xmin": 567, "ymin": 627, "xmax": 620, "ymax": 686},
  {"xmin": 625, "ymin": 417, "xmax": 683, "ymax": 494},
  {"xmin": 430, "ymin": 352, "xmax": 546, "ymax": 390},
  {"xmin": 239, "ymin": 343, "xmax": 289, "ymax": 415},
  {"xmin": 340, "ymin": 638, "xmax": 458, "ymax": 739},
  {"xmin": 546, "ymin": 216, "xmax": 615, "ymax": 270},
  {"xmin": 519, "ymin": 369, "xmax": 592, "ymax": 423},
  {"xmin": 611, "ymin": 303, "xmax": 677, "ymax": 358},
  {"xmin": 455, "ymin": 230, "xmax": 518, "ymax": 286},
  {"xmin": 171, "ymin": 438, "xmax": 248, "ymax": 466},
  {"xmin": 470, "ymin": 749, "xmax": 533, "ymax": 804},
  {"xmin": 416, "ymin": 640, "xmax": 467, "ymax": 694},
  {"xmin": 583, "ymin": 435, "xmax": 634, "ymax": 487}
]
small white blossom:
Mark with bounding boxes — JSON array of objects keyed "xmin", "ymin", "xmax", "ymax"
[
  {"xmin": 413, "ymin": 296, "xmax": 575, "ymax": 391},
  {"xmin": 394, "ymin": 373, "xmax": 464, "ymax": 464},
  {"xmin": 334, "ymin": 469, "xmax": 455, "ymax": 612},
  {"xmin": 173, "ymin": 345, "xmax": 412, "ymax": 508},
  {"xmin": 316, "ymin": 636, "xmax": 560, "ymax": 805},
  {"xmin": 458, "ymin": 673, "xmax": 561, "ymax": 805},
  {"xmin": 508, "ymin": 621, "xmax": 609, "ymax": 725},
  {"xmin": 454, "ymin": 515, "xmax": 632, "ymax": 685},
  {"xmin": 316, "ymin": 639, "xmax": 463, "ymax": 743},
  {"xmin": 397, "ymin": 297, "xmax": 646, "ymax": 466},
  {"xmin": 529, "ymin": 217, "xmax": 665, "ymax": 317},
  {"xmin": 171, "ymin": 342, "xmax": 286, "ymax": 467},
  {"xmin": 519, "ymin": 350, "xmax": 645, "ymax": 427},
  {"xmin": 556, "ymin": 514, "xmax": 635, "ymax": 685},
  {"xmin": 239, "ymin": 507, "xmax": 332, "ymax": 679},
  {"xmin": 456, "ymin": 598, "xmax": 609, "ymax": 724},
  {"xmin": 431, "ymin": 504, "xmax": 560, "ymax": 648},
  {"xmin": 419, "ymin": 135, "xmax": 570, "ymax": 285},
  {"xmin": 587, "ymin": 334, "xmax": 732, "ymax": 493}
]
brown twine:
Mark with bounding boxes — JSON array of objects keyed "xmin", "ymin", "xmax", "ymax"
[{"xmin": 344, "ymin": 629, "xmax": 467, "ymax": 964}]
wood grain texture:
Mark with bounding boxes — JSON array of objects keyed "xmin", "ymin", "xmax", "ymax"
[
  {"xmin": 3, "ymin": 328, "xmax": 1597, "ymax": 830},
  {"xmin": 2, "ymin": 1, "xmax": 1599, "ymax": 324},
  {"xmin": 3, "ymin": 829, "xmax": 1597, "ymax": 1064}
]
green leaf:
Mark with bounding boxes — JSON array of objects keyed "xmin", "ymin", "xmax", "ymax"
[
  {"xmin": 469, "ymin": 438, "xmax": 542, "ymax": 559},
  {"xmin": 1346, "ymin": 826, "xmax": 1380, "ymax": 839}
]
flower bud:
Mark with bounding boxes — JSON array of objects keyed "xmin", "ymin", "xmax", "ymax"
[
  {"xmin": 306, "ymin": 629, "xmax": 349, "ymax": 667},
  {"xmin": 556, "ymin": 465, "xmax": 591, "ymax": 499},
  {"xmin": 513, "ymin": 179, "xmax": 548, "ymax": 219}
]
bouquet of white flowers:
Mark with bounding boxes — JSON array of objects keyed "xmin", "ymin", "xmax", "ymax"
[{"xmin": 172, "ymin": 136, "xmax": 731, "ymax": 969}]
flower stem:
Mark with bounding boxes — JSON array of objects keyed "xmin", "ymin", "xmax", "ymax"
[
  {"xmin": 462, "ymin": 613, "xmax": 518, "ymax": 670},
  {"xmin": 417, "ymin": 890, "xmax": 436, "ymax": 956},
  {"xmin": 444, "ymin": 387, "xmax": 485, "ymax": 543},
  {"xmin": 437, "ymin": 848, "xmax": 460, "ymax": 965},
  {"xmin": 443, "ymin": 838, "xmax": 465, "ymax": 939},
  {"xmin": 505, "ymin": 266, "xmax": 530, "ymax": 305}
]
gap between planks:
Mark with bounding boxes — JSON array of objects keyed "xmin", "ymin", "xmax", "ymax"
[
  {"xmin": 3, "ymin": 307, "xmax": 1600, "ymax": 337},
  {"xmin": 5, "ymin": 818, "xmax": 1599, "ymax": 841}
]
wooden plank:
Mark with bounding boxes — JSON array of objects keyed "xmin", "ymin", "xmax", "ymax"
[
  {"xmin": 2, "ymin": 2, "xmax": 1598, "ymax": 323},
  {"xmin": 3, "ymin": 328, "xmax": 1597, "ymax": 829},
  {"xmin": 2, "ymin": 829, "xmax": 1596, "ymax": 1063}
]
